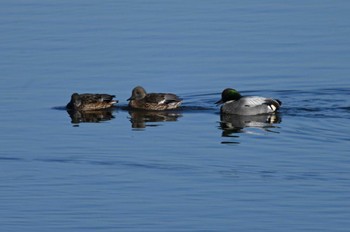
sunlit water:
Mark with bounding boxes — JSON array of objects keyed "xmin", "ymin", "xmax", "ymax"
[{"xmin": 1, "ymin": 1, "xmax": 350, "ymax": 231}]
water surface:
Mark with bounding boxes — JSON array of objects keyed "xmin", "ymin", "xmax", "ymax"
[{"xmin": 0, "ymin": 1, "xmax": 350, "ymax": 231}]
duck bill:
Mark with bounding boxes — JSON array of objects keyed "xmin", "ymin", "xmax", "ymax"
[
  {"xmin": 215, "ymin": 99, "xmax": 224, "ymax": 105},
  {"xmin": 127, "ymin": 97, "xmax": 133, "ymax": 101}
]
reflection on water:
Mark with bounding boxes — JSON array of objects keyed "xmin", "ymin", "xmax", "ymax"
[
  {"xmin": 67, "ymin": 109, "xmax": 115, "ymax": 124},
  {"xmin": 128, "ymin": 110, "xmax": 182, "ymax": 129},
  {"xmin": 219, "ymin": 113, "xmax": 281, "ymax": 142},
  {"xmin": 1, "ymin": 0, "xmax": 349, "ymax": 230}
]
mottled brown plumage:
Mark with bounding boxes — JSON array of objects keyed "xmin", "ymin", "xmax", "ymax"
[
  {"xmin": 127, "ymin": 86, "xmax": 182, "ymax": 110},
  {"xmin": 66, "ymin": 93, "xmax": 117, "ymax": 111}
]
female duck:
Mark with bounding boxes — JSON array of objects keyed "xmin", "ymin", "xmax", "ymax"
[
  {"xmin": 66, "ymin": 93, "xmax": 117, "ymax": 111},
  {"xmin": 127, "ymin": 86, "xmax": 182, "ymax": 110},
  {"xmin": 216, "ymin": 88, "xmax": 281, "ymax": 115}
]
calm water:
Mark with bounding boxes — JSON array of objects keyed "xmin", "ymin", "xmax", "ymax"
[{"xmin": 1, "ymin": 1, "xmax": 350, "ymax": 231}]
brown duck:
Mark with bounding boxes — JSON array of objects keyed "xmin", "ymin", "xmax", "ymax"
[
  {"xmin": 66, "ymin": 93, "xmax": 117, "ymax": 111},
  {"xmin": 127, "ymin": 86, "xmax": 182, "ymax": 111}
]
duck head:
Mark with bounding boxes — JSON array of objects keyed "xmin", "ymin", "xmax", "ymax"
[
  {"xmin": 127, "ymin": 86, "xmax": 147, "ymax": 101},
  {"xmin": 71, "ymin": 93, "xmax": 82, "ymax": 108},
  {"xmin": 215, "ymin": 88, "xmax": 242, "ymax": 105}
]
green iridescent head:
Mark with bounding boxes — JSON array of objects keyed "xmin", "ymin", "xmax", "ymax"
[{"xmin": 215, "ymin": 88, "xmax": 242, "ymax": 105}]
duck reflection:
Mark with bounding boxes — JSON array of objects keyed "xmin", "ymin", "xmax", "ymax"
[
  {"xmin": 219, "ymin": 113, "xmax": 281, "ymax": 139},
  {"xmin": 67, "ymin": 109, "xmax": 115, "ymax": 124},
  {"xmin": 128, "ymin": 110, "xmax": 182, "ymax": 129}
]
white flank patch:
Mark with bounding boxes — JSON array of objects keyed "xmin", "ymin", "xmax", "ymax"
[
  {"xmin": 269, "ymin": 104, "xmax": 276, "ymax": 112},
  {"xmin": 169, "ymin": 102, "xmax": 179, "ymax": 107}
]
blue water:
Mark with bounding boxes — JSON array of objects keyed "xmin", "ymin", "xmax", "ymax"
[{"xmin": 1, "ymin": 1, "xmax": 350, "ymax": 231}]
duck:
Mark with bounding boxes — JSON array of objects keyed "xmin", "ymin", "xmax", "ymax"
[
  {"xmin": 127, "ymin": 86, "xmax": 182, "ymax": 110},
  {"xmin": 66, "ymin": 93, "xmax": 117, "ymax": 111},
  {"xmin": 216, "ymin": 88, "xmax": 281, "ymax": 115}
]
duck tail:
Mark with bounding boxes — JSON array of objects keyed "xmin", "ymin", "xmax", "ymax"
[{"xmin": 276, "ymin": 99, "xmax": 282, "ymax": 106}]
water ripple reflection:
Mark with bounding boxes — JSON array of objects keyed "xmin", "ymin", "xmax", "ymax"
[
  {"xmin": 67, "ymin": 109, "xmax": 115, "ymax": 124},
  {"xmin": 219, "ymin": 113, "xmax": 281, "ymax": 144},
  {"xmin": 127, "ymin": 110, "xmax": 182, "ymax": 129}
]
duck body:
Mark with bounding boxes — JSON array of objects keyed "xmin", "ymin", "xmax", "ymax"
[
  {"xmin": 216, "ymin": 88, "xmax": 281, "ymax": 115},
  {"xmin": 128, "ymin": 86, "xmax": 182, "ymax": 111},
  {"xmin": 66, "ymin": 93, "xmax": 117, "ymax": 111}
]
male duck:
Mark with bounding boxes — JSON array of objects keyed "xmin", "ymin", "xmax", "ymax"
[
  {"xmin": 66, "ymin": 93, "xmax": 117, "ymax": 111},
  {"xmin": 127, "ymin": 86, "xmax": 182, "ymax": 110},
  {"xmin": 216, "ymin": 88, "xmax": 281, "ymax": 115}
]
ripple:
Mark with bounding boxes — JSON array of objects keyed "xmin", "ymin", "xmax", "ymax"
[{"xmin": 0, "ymin": 156, "xmax": 23, "ymax": 161}]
